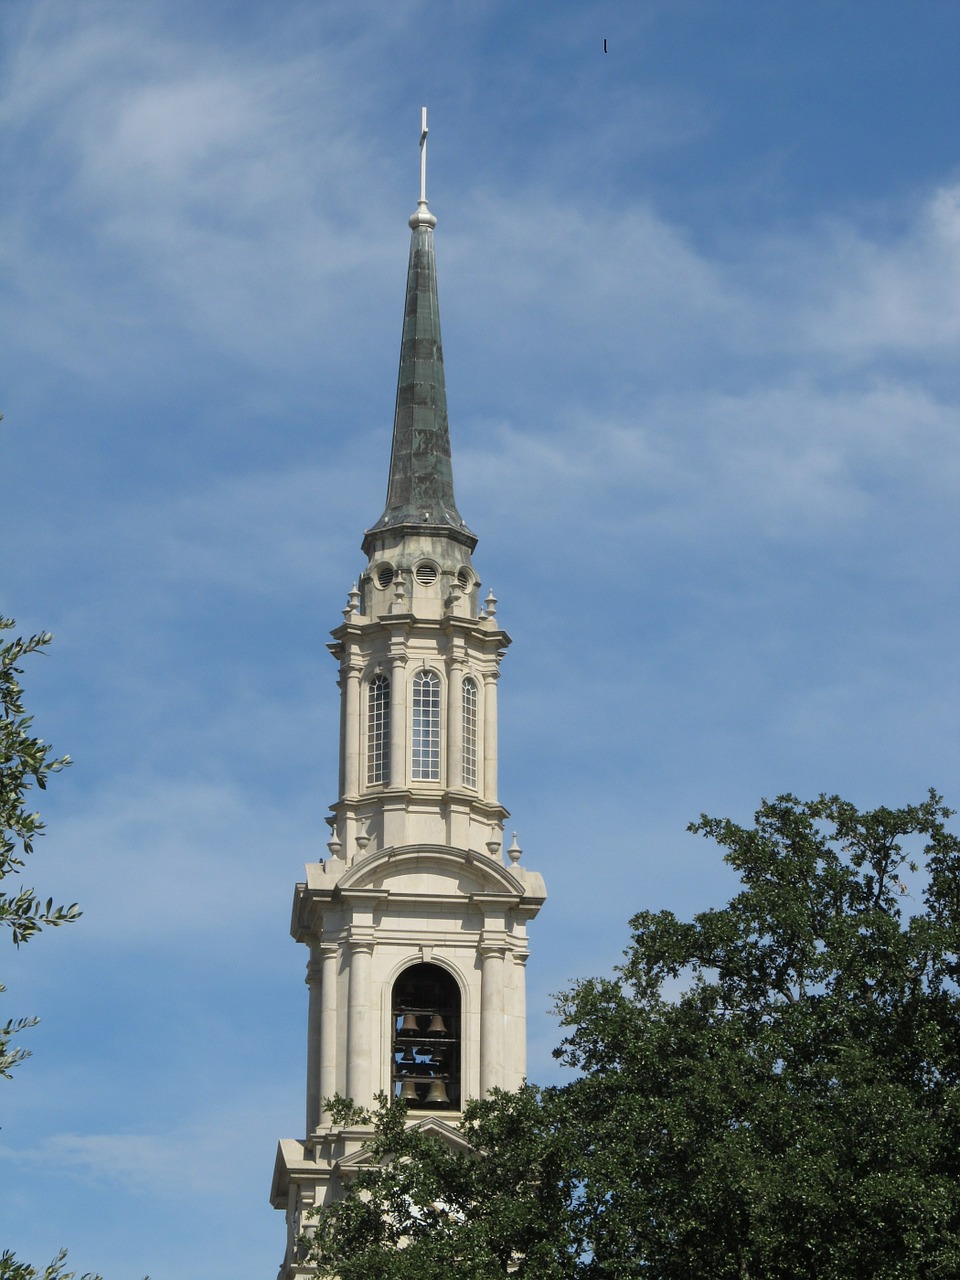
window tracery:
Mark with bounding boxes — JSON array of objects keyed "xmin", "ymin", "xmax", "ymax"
[
  {"xmin": 462, "ymin": 676, "xmax": 478, "ymax": 788},
  {"xmin": 411, "ymin": 669, "xmax": 441, "ymax": 781},
  {"xmin": 367, "ymin": 673, "xmax": 390, "ymax": 785}
]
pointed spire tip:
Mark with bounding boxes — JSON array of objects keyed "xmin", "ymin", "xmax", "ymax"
[{"xmin": 363, "ymin": 105, "xmax": 476, "ymax": 553}]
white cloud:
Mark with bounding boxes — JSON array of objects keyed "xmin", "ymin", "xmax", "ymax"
[
  {"xmin": 121, "ymin": 463, "xmax": 369, "ymax": 598},
  {"xmin": 754, "ymin": 184, "xmax": 960, "ymax": 362},
  {"xmin": 5, "ymin": 1, "xmax": 960, "ymax": 444},
  {"xmin": 0, "ymin": 0, "xmax": 399, "ymax": 378},
  {"xmin": 456, "ymin": 378, "xmax": 960, "ymax": 555},
  {"xmin": 0, "ymin": 1103, "xmax": 286, "ymax": 1198},
  {"xmin": 31, "ymin": 774, "xmax": 319, "ymax": 945},
  {"xmin": 3, "ymin": 1130, "xmax": 208, "ymax": 1196}
]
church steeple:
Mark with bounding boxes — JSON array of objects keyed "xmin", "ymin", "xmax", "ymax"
[
  {"xmin": 270, "ymin": 114, "xmax": 545, "ymax": 1279},
  {"xmin": 364, "ymin": 108, "xmax": 475, "ymax": 553}
]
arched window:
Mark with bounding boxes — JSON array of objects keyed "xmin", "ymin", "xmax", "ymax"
[
  {"xmin": 462, "ymin": 676, "xmax": 478, "ymax": 789},
  {"xmin": 391, "ymin": 963, "xmax": 461, "ymax": 1110},
  {"xmin": 411, "ymin": 669, "xmax": 441, "ymax": 781},
  {"xmin": 367, "ymin": 673, "xmax": 390, "ymax": 786}
]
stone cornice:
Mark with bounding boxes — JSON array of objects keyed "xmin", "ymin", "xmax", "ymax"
[
  {"xmin": 326, "ymin": 792, "xmax": 509, "ymax": 823},
  {"xmin": 328, "ymin": 612, "xmax": 510, "ymax": 652},
  {"xmin": 361, "ymin": 520, "xmax": 477, "ymax": 556}
]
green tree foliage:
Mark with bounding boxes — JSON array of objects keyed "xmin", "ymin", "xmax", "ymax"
[
  {"xmin": 308, "ymin": 792, "xmax": 960, "ymax": 1279},
  {"xmin": 0, "ymin": 1248, "xmax": 101, "ymax": 1280},
  {"xmin": 307, "ymin": 1088, "xmax": 578, "ymax": 1279},
  {"xmin": 0, "ymin": 617, "xmax": 110, "ymax": 1280},
  {"xmin": 559, "ymin": 791, "xmax": 960, "ymax": 1278},
  {"xmin": 1, "ymin": 616, "xmax": 77, "ymax": 1078}
]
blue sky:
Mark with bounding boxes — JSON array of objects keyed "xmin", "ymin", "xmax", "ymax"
[{"xmin": 2, "ymin": 1, "xmax": 960, "ymax": 1275}]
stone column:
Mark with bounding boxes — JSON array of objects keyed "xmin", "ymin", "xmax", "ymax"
[
  {"xmin": 482, "ymin": 671, "xmax": 499, "ymax": 802},
  {"xmin": 343, "ymin": 661, "xmax": 362, "ymax": 799},
  {"xmin": 305, "ymin": 952, "xmax": 323, "ymax": 1133},
  {"xmin": 337, "ymin": 669, "xmax": 347, "ymax": 798},
  {"xmin": 447, "ymin": 656, "xmax": 464, "ymax": 790},
  {"xmin": 318, "ymin": 944, "xmax": 339, "ymax": 1126},
  {"xmin": 513, "ymin": 951, "xmax": 528, "ymax": 1087},
  {"xmin": 347, "ymin": 938, "xmax": 375, "ymax": 1107},
  {"xmin": 388, "ymin": 655, "xmax": 407, "ymax": 789},
  {"xmin": 479, "ymin": 942, "xmax": 506, "ymax": 1096}
]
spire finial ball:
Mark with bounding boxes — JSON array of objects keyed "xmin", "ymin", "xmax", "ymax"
[{"xmin": 409, "ymin": 203, "xmax": 437, "ymax": 230}]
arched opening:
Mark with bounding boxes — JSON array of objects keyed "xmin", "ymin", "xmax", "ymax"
[{"xmin": 391, "ymin": 963, "xmax": 461, "ymax": 1110}]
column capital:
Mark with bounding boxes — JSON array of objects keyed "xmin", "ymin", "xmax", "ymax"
[
  {"xmin": 347, "ymin": 935, "xmax": 376, "ymax": 956},
  {"xmin": 479, "ymin": 939, "xmax": 509, "ymax": 960}
]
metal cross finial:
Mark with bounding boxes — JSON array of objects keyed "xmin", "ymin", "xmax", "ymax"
[
  {"xmin": 408, "ymin": 105, "xmax": 436, "ymax": 228},
  {"xmin": 419, "ymin": 106, "xmax": 428, "ymax": 205}
]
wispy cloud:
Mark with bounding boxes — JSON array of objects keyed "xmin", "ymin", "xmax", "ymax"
[
  {"xmin": 0, "ymin": 0, "xmax": 399, "ymax": 380},
  {"xmin": 797, "ymin": 183, "xmax": 960, "ymax": 359},
  {"xmin": 27, "ymin": 774, "xmax": 320, "ymax": 946},
  {"xmin": 458, "ymin": 379, "xmax": 960, "ymax": 552},
  {"xmin": 0, "ymin": 1101, "xmax": 288, "ymax": 1198}
]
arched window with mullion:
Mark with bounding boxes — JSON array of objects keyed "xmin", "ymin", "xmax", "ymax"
[
  {"xmin": 462, "ymin": 676, "xmax": 478, "ymax": 789},
  {"xmin": 367, "ymin": 673, "xmax": 390, "ymax": 786},
  {"xmin": 411, "ymin": 669, "xmax": 441, "ymax": 781}
]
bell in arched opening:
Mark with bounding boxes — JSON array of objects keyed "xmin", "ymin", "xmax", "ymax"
[
  {"xmin": 424, "ymin": 1078, "xmax": 450, "ymax": 1106},
  {"xmin": 391, "ymin": 962, "xmax": 461, "ymax": 1110}
]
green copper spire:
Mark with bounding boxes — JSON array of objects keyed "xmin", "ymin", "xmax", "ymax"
[{"xmin": 365, "ymin": 111, "xmax": 475, "ymax": 549}]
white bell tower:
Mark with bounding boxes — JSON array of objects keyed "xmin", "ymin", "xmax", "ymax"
[{"xmin": 269, "ymin": 114, "xmax": 546, "ymax": 1277}]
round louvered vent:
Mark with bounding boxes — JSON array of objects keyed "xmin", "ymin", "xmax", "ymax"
[
  {"xmin": 376, "ymin": 564, "xmax": 395, "ymax": 589},
  {"xmin": 457, "ymin": 568, "xmax": 471, "ymax": 589},
  {"xmin": 415, "ymin": 562, "xmax": 438, "ymax": 585}
]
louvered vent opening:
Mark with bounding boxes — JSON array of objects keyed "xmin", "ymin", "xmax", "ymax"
[
  {"xmin": 376, "ymin": 564, "xmax": 395, "ymax": 589},
  {"xmin": 415, "ymin": 562, "xmax": 438, "ymax": 585}
]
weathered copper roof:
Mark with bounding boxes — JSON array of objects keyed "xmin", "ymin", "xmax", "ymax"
[{"xmin": 365, "ymin": 206, "xmax": 475, "ymax": 546}]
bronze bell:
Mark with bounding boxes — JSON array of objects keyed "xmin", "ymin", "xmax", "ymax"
[
  {"xmin": 427, "ymin": 1013, "xmax": 447, "ymax": 1035},
  {"xmin": 398, "ymin": 1048, "xmax": 416, "ymax": 1067},
  {"xmin": 425, "ymin": 1078, "xmax": 450, "ymax": 1105},
  {"xmin": 398, "ymin": 1012, "xmax": 420, "ymax": 1034},
  {"xmin": 399, "ymin": 1079, "xmax": 420, "ymax": 1102}
]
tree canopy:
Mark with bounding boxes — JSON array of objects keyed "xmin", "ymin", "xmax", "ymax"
[
  {"xmin": 1, "ymin": 616, "xmax": 77, "ymax": 1078},
  {"xmin": 1, "ymin": 617, "xmax": 109, "ymax": 1280},
  {"xmin": 306, "ymin": 1088, "xmax": 576, "ymax": 1280},
  {"xmin": 307, "ymin": 791, "xmax": 960, "ymax": 1279},
  {"xmin": 0, "ymin": 1248, "xmax": 104, "ymax": 1280}
]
